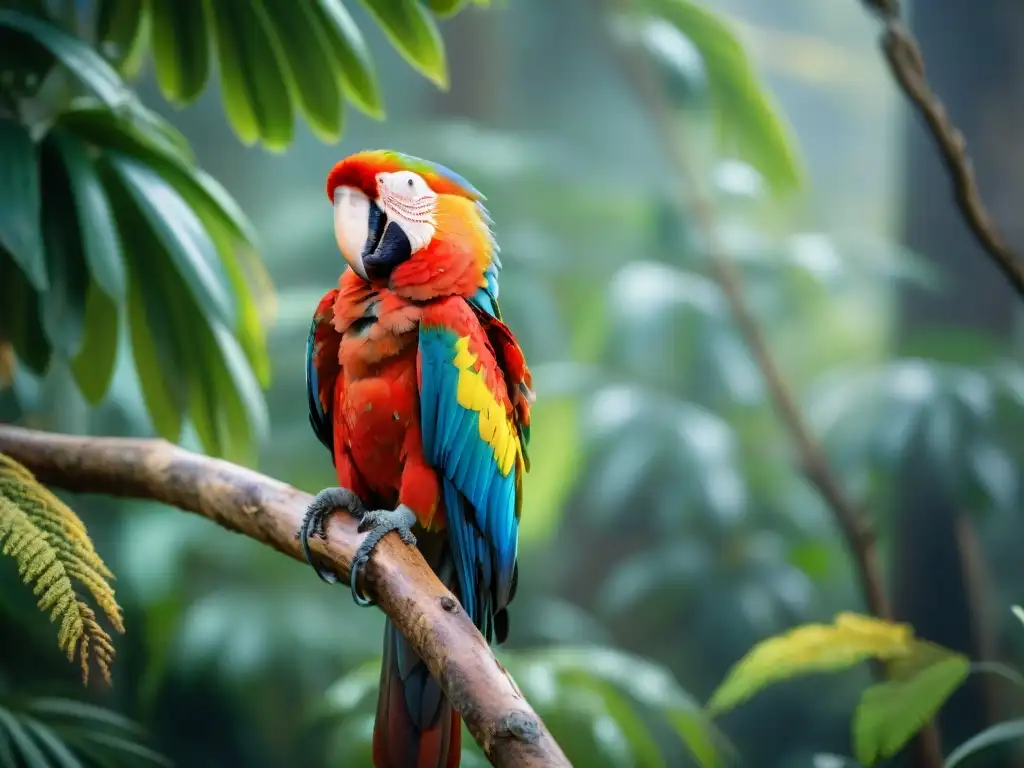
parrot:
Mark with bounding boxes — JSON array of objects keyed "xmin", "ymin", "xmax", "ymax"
[{"xmin": 297, "ymin": 150, "xmax": 534, "ymax": 768}]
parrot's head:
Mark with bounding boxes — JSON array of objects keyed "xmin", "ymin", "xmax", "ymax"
[{"xmin": 326, "ymin": 150, "xmax": 499, "ymax": 301}]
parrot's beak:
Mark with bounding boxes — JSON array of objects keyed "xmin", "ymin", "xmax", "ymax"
[{"xmin": 333, "ymin": 185, "xmax": 413, "ymax": 282}]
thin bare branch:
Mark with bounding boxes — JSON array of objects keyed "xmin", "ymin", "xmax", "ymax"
[
  {"xmin": 0, "ymin": 425, "xmax": 569, "ymax": 768},
  {"xmin": 862, "ymin": 0, "xmax": 1024, "ymax": 299}
]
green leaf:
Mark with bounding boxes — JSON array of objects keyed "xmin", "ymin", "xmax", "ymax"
[
  {"xmin": 45, "ymin": 130, "xmax": 125, "ymax": 301},
  {"xmin": 95, "ymin": 0, "xmax": 151, "ymax": 78},
  {"xmin": 149, "ymin": 0, "xmax": 212, "ymax": 104},
  {"xmin": 22, "ymin": 719, "xmax": 84, "ymax": 768},
  {"xmin": 707, "ymin": 613, "xmax": 915, "ymax": 716},
  {"xmin": 945, "ymin": 719, "xmax": 1024, "ymax": 768},
  {"xmin": 71, "ymin": 282, "xmax": 120, "ymax": 404},
  {"xmin": 260, "ymin": 0, "xmax": 344, "ymax": 143},
  {"xmin": 0, "ymin": 9, "xmax": 132, "ymax": 109},
  {"xmin": 124, "ymin": 259, "xmax": 186, "ymax": 442},
  {"xmin": 643, "ymin": 0, "xmax": 804, "ymax": 194},
  {"xmin": 200, "ymin": 214, "xmax": 271, "ymax": 387},
  {"xmin": 26, "ymin": 697, "xmax": 145, "ymax": 736},
  {"xmin": 0, "ymin": 249, "xmax": 51, "ymax": 376},
  {"xmin": 105, "ymin": 153, "xmax": 235, "ymax": 328},
  {"xmin": 101, "ymin": 162, "xmax": 187, "ymax": 440},
  {"xmin": 0, "ymin": 117, "xmax": 45, "ymax": 290},
  {"xmin": 424, "ymin": 0, "xmax": 471, "ymax": 18},
  {"xmin": 853, "ymin": 651, "xmax": 969, "ymax": 766},
  {"xmin": 57, "ymin": 103, "xmax": 258, "ymax": 247},
  {"xmin": 38, "ymin": 132, "xmax": 90, "ymax": 358},
  {"xmin": 313, "ymin": 0, "xmax": 384, "ymax": 118},
  {"xmin": 0, "ymin": 709, "xmax": 48, "ymax": 768},
  {"xmin": 563, "ymin": 673, "xmax": 666, "ymax": 768},
  {"xmin": 207, "ymin": 0, "xmax": 294, "ymax": 150},
  {"xmin": 359, "ymin": 0, "xmax": 448, "ymax": 89}
]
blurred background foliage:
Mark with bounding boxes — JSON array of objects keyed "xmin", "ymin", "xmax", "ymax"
[{"xmin": 3, "ymin": 0, "xmax": 1024, "ymax": 766}]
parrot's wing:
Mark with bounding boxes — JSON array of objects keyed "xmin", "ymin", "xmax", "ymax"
[
  {"xmin": 418, "ymin": 297, "xmax": 526, "ymax": 641},
  {"xmin": 306, "ymin": 288, "xmax": 342, "ymax": 457}
]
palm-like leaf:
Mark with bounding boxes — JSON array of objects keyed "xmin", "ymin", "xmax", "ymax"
[
  {"xmin": 0, "ymin": 695, "xmax": 168, "ymax": 768},
  {"xmin": 0, "ymin": 10, "xmax": 269, "ymax": 460},
  {"xmin": 89, "ymin": 0, "xmax": 480, "ymax": 148}
]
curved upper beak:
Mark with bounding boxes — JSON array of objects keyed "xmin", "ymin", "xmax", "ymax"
[{"xmin": 333, "ymin": 186, "xmax": 413, "ymax": 281}]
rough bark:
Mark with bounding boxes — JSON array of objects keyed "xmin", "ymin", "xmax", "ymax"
[{"xmin": 0, "ymin": 424, "xmax": 571, "ymax": 768}]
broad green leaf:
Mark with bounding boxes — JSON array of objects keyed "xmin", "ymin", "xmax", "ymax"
[
  {"xmin": 707, "ymin": 613, "xmax": 915, "ymax": 715},
  {"xmin": 149, "ymin": 0, "xmax": 211, "ymax": 104},
  {"xmin": 124, "ymin": 261, "xmax": 186, "ymax": 442},
  {"xmin": 260, "ymin": 0, "xmax": 344, "ymax": 143},
  {"xmin": 95, "ymin": 0, "xmax": 150, "ymax": 78},
  {"xmin": 945, "ymin": 719, "xmax": 1024, "ymax": 768},
  {"xmin": 38, "ymin": 133, "xmax": 90, "ymax": 358},
  {"xmin": 207, "ymin": 0, "xmax": 294, "ymax": 150},
  {"xmin": 45, "ymin": 130, "xmax": 125, "ymax": 301},
  {"xmin": 205, "ymin": 319, "xmax": 270, "ymax": 460},
  {"xmin": 0, "ymin": 117, "xmax": 45, "ymax": 290},
  {"xmin": 0, "ymin": 9, "xmax": 132, "ymax": 109},
  {"xmin": 105, "ymin": 153, "xmax": 235, "ymax": 328},
  {"xmin": 359, "ymin": 0, "xmax": 448, "ymax": 89},
  {"xmin": 853, "ymin": 652, "xmax": 969, "ymax": 766},
  {"xmin": 0, "ymin": 250, "xmax": 51, "ymax": 375},
  {"xmin": 57, "ymin": 103, "xmax": 258, "ymax": 246},
  {"xmin": 425, "ymin": 0, "xmax": 471, "ymax": 17},
  {"xmin": 643, "ymin": 0, "xmax": 804, "ymax": 194},
  {"xmin": 200, "ymin": 214, "xmax": 271, "ymax": 387},
  {"xmin": 314, "ymin": 0, "xmax": 384, "ymax": 118},
  {"xmin": 101, "ymin": 161, "xmax": 188, "ymax": 440},
  {"xmin": 71, "ymin": 283, "xmax": 120, "ymax": 404}
]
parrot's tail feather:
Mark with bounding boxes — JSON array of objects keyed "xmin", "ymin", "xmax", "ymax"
[{"xmin": 372, "ymin": 618, "xmax": 462, "ymax": 768}]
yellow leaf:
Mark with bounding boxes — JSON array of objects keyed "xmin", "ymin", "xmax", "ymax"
[
  {"xmin": 706, "ymin": 612, "xmax": 915, "ymax": 715},
  {"xmin": 854, "ymin": 649, "xmax": 969, "ymax": 765}
]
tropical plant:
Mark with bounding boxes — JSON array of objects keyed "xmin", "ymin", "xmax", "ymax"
[
  {"xmin": 704, "ymin": 607, "xmax": 1024, "ymax": 767},
  {"xmin": 0, "ymin": 0, "xmax": 485, "ymax": 658},
  {"xmin": 0, "ymin": 693, "xmax": 168, "ymax": 768}
]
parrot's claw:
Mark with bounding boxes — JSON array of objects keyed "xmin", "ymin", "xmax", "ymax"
[
  {"xmin": 296, "ymin": 487, "xmax": 366, "ymax": 584},
  {"xmin": 349, "ymin": 505, "xmax": 418, "ymax": 608}
]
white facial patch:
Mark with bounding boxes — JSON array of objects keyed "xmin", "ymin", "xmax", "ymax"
[
  {"xmin": 376, "ymin": 171, "xmax": 437, "ymax": 253},
  {"xmin": 333, "ymin": 185, "xmax": 370, "ymax": 280}
]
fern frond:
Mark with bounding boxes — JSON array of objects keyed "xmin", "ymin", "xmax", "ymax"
[{"xmin": 0, "ymin": 453, "xmax": 124, "ymax": 685}]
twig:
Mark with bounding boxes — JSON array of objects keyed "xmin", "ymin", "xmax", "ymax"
[
  {"xmin": 602, "ymin": 2, "xmax": 945, "ymax": 765},
  {"xmin": 861, "ymin": 0, "xmax": 1024, "ymax": 299},
  {"xmin": 0, "ymin": 425, "xmax": 570, "ymax": 768}
]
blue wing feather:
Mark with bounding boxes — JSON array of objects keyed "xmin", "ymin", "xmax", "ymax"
[{"xmin": 418, "ymin": 314, "xmax": 521, "ymax": 642}]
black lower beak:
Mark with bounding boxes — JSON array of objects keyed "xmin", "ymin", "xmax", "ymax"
[{"xmin": 362, "ymin": 220, "xmax": 412, "ymax": 280}]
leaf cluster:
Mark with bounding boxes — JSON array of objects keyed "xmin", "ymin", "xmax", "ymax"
[
  {"xmin": 0, "ymin": 695, "xmax": 168, "ymax": 768},
  {"xmin": 0, "ymin": 453, "xmax": 122, "ymax": 686}
]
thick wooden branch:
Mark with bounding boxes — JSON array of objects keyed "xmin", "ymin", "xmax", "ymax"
[{"xmin": 0, "ymin": 425, "xmax": 570, "ymax": 768}]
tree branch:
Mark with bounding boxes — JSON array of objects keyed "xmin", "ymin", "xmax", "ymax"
[
  {"xmin": 861, "ymin": 0, "xmax": 1024, "ymax": 299},
  {"xmin": 0, "ymin": 425, "xmax": 570, "ymax": 768},
  {"xmin": 602, "ymin": 3, "xmax": 945, "ymax": 765}
]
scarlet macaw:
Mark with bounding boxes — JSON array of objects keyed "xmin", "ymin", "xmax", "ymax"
[{"xmin": 298, "ymin": 150, "xmax": 533, "ymax": 768}]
